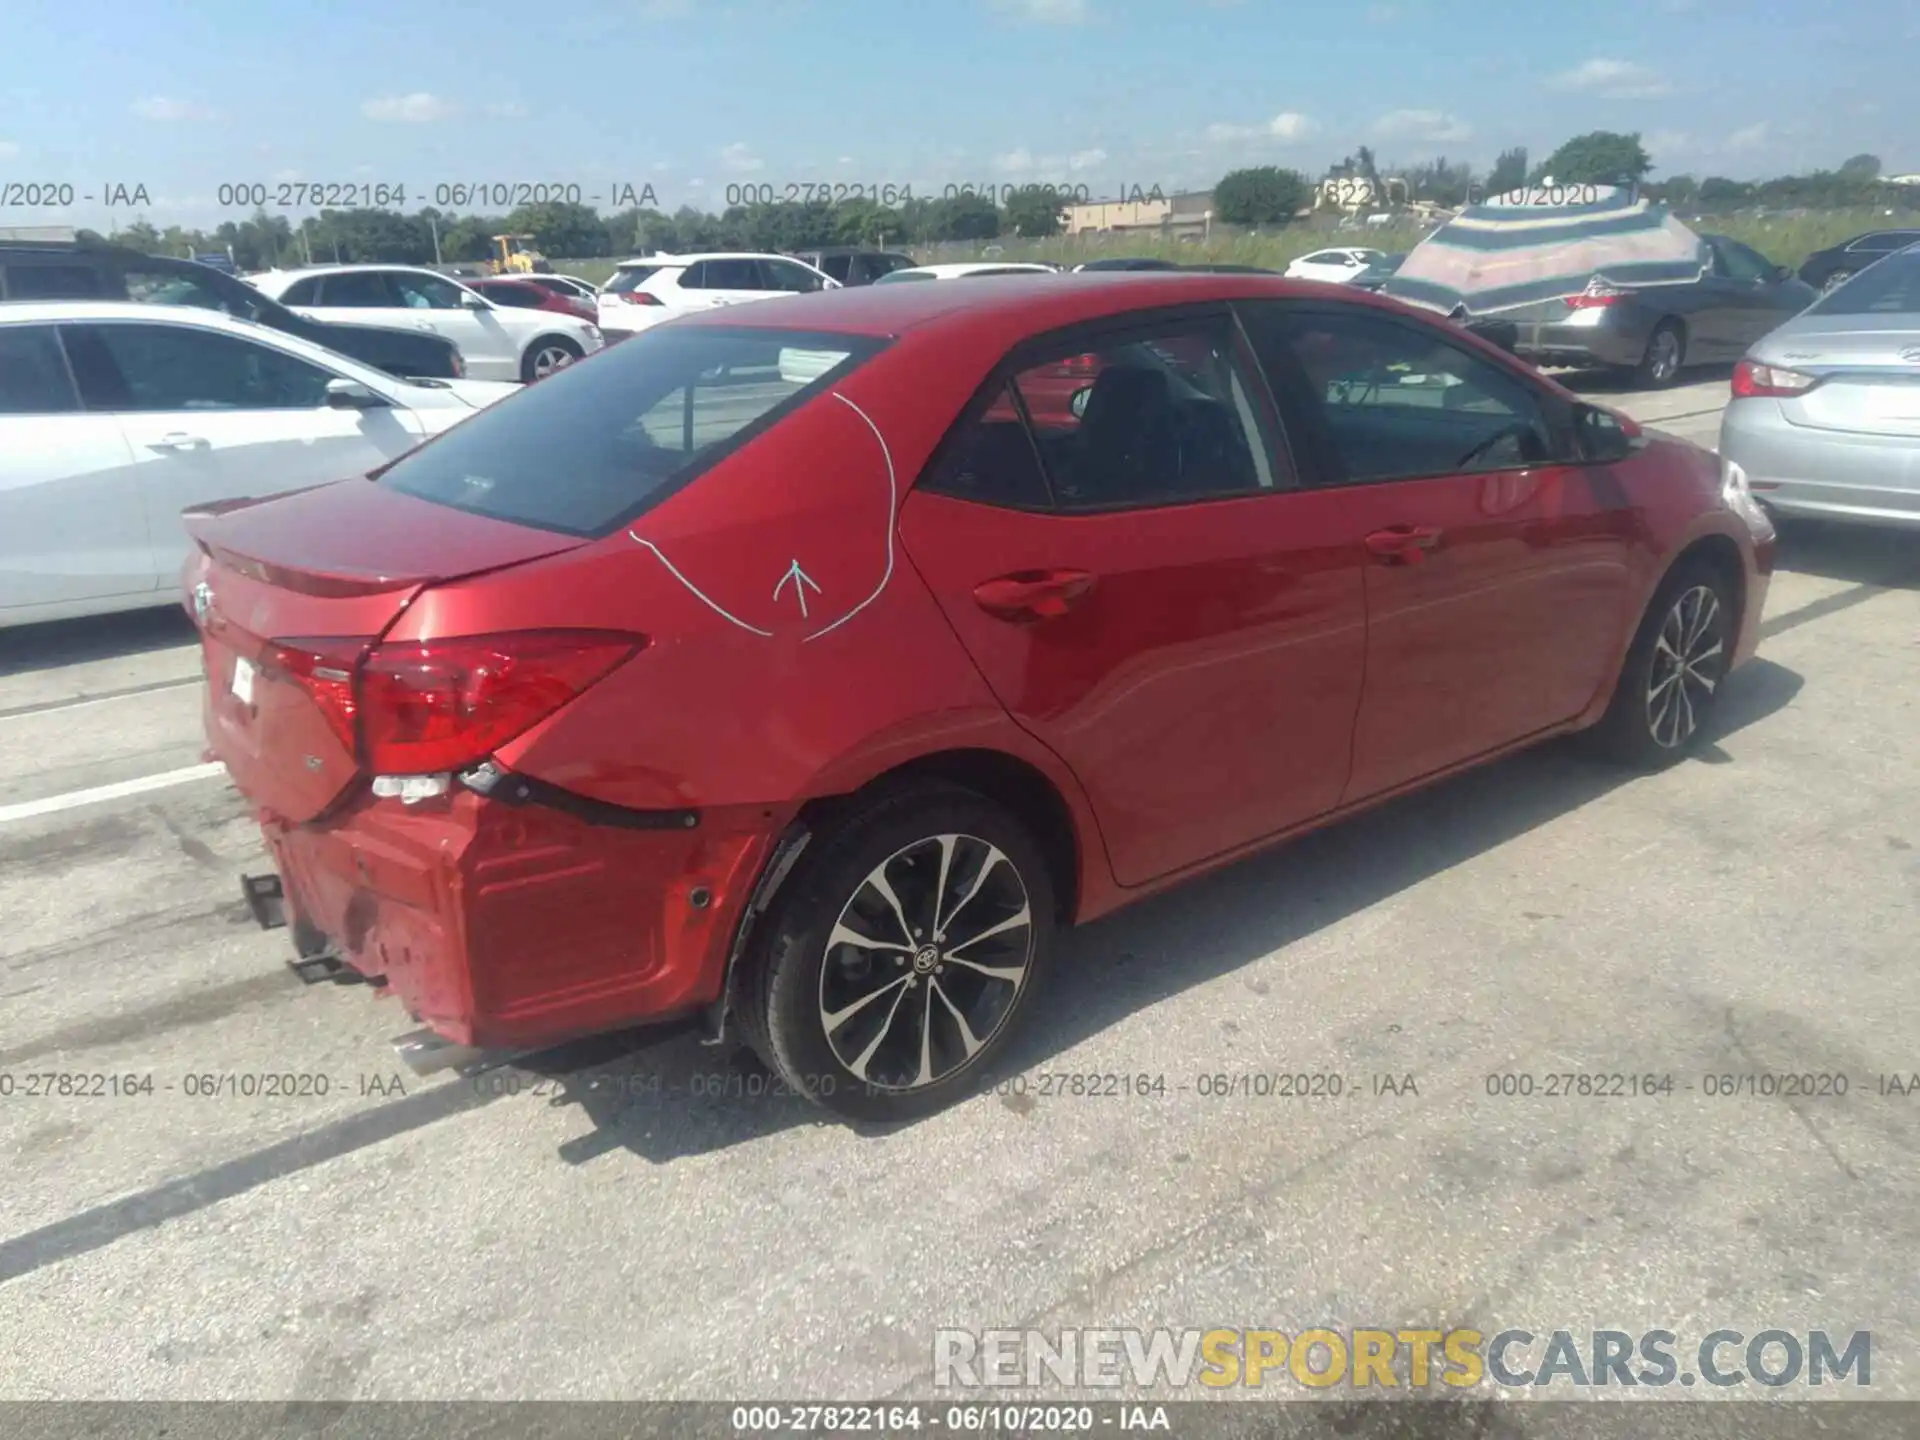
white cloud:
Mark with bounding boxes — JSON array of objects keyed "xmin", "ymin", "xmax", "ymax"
[
  {"xmin": 995, "ymin": 148, "xmax": 1039, "ymax": 175},
  {"xmin": 1645, "ymin": 129, "xmax": 1693, "ymax": 157},
  {"xmin": 271, "ymin": 168, "xmax": 300, "ymax": 183},
  {"xmin": 1725, "ymin": 122, "xmax": 1769, "ymax": 152},
  {"xmin": 720, "ymin": 142, "xmax": 764, "ymax": 172},
  {"xmin": 836, "ymin": 154, "xmax": 856, "ymax": 165},
  {"xmin": 1372, "ymin": 108, "xmax": 1473, "ymax": 143},
  {"xmin": 361, "ymin": 92, "xmax": 458, "ymax": 122},
  {"xmin": 0, "ymin": 140, "xmax": 19, "ymax": 158},
  {"xmin": 1547, "ymin": 58, "xmax": 1673, "ymax": 99},
  {"xmin": 1206, "ymin": 112, "xmax": 1316, "ymax": 144},
  {"xmin": 993, "ymin": 0, "xmax": 1089, "ymax": 23},
  {"xmin": 132, "ymin": 96, "xmax": 218, "ymax": 121},
  {"xmin": 484, "ymin": 101, "xmax": 530, "ymax": 118},
  {"xmin": 1068, "ymin": 147, "xmax": 1107, "ymax": 171}
]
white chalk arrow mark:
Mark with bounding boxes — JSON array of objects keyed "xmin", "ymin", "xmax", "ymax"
[{"xmin": 773, "ymin": 559, "xmax": 823, "ymax": 618}]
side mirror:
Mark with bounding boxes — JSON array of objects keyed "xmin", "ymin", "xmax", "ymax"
[
  {"xmin": 1069, "ymin": 386, "xmax": 1092, "ymax": 419},
  {"xmin": 326, "ymin": 378, "xmax": 389, "ymax": 410},
  {"xmin": 1770, "ymin": 264, "xmax": 1791, "ymax": 283},
  {"xmin": 460, "ymin": 293, "xmax": 489, "ymax": 310},
  {"xmin": 1575, "ymin": 403, "xmax": 1634, "ymax": 463}
]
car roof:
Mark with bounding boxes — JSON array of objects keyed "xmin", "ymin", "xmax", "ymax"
[
  {"xmin": 613, "ymin": 251, "xmax": 809, "ymax": 266},
  {"xmin": 252, "ymin": 263, "xmax": 454, "ymax": 279},
  {"xmin": 672, "ymin": 270, "xmax": 1406, "ymax": 345},
  {"xmin": 0, "ymin": 298, "xmax": 285, "ymax": 331},
  {"xmin": 894, "ymin": 262, "xmax": 1056, "ymax": 278}
]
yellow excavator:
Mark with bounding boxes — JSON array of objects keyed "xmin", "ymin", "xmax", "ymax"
[{"xmin": 488, "ymin": 234, "xmax": 551, "ymax": 275}]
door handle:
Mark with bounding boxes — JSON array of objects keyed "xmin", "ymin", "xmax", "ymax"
[
  {"xmin": 149, "ymin": 432, "xmax": 209, "ymax": 452},
  {"xmin": 973, "ymin": 569, "xmax": 1097, "ymax": 621},
  {"xmin": 1364, "ymin": 524, "xmax": 1443, "ymax": 565}
]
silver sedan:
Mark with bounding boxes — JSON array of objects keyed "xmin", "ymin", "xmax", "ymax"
[{"xmin": 1720, "ymin": 243, "xmax": 1920, "ymax": 530}]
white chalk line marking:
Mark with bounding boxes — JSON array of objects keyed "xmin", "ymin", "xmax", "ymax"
[
  {"xmin": 626, "ymin": 534, "xmax": 775, "ymax": 637},
  {"xmin": 0, "ymin": 762, "xmax": 226, "ymax": 826},
  {"xmin": 805, "ymin": 393, "xmax": 897, "ymax": 643}
]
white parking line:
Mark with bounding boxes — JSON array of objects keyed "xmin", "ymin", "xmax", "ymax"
[{"xmin": 0, "ymin": 762, "xmax": 227, "ymax": 825}]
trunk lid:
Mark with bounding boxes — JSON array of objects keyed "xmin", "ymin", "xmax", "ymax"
[
  {"xmin": 186, "ymin": 478, "xmax": 588, "ymax": 823},
  {"xmin": 1765, "ymin": 320, "xmax": 1920, "ymax": 438}
]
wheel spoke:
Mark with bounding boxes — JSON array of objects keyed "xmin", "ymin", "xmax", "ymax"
[
  {"xmin": 845, "ymin": 980, "xmax": 914, "ymax": 1082},
  {"xmin": 865, "ymin": 867, "xmax": 919, "ymax": 946},
  {"xmin": 936, "ymin": 844, "xmax": 1010, "ymax": 941},
  {"xmin": 930, "ymin": 978, "xmax": 987, "ymax": 1060},
  {"xmin": 930, "ymin": 834, "xmax": 959, "ymax": 935},
  {"xmin": 822, "ymin": 972, "xmax": 910, "ymax": 1033},
  {"xmin": 1675, "ymin": 674, "xmax": 1697, "ymax": 740},
  {"xmin": 943, "ymin": 954, "xmax": 1026, "ymax": 984},
  {"xmin": 916, "ymin": 982, "xmax": 936, "ymax": 1086},
  {"xmin": 829, "ymin": 921, "xmax": 912, "ymax": 956},
  {"xmin": 945, "ymin": 903, "xmax": 1031, "ymax": 957}
]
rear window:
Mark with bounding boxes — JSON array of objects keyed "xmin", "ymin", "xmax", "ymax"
[
  {"xmin": 874, "ymin": 270, "xmax": 935, "ymax": 284},
  {"xmin": 1807, "ymin": 250, "xmax": 1920, "ymax": 315},
  {"xmin": 378, "ymin": 326, "xmax": 887, "ymax": 535},
  {"xmin": 604, "ymin": 265, "xmax": 668, "ymax": 294},
  {"xmin": 3, "ymin": 262, "xmax": 107, "ymax": 300}
]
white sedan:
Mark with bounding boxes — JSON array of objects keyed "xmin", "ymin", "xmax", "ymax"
[
  {"xmin": 1282, "ymin": 247, "xmax": 1391, "ymax": 284},
  {"xmin": 248, "ymin": 264, "xmax": 603, "ymax": 383},
  {"xmin": 871, "ymin": 262, "xmax": 1059, "ymax": 283},
  {"xmin": 0, "ymin": 301, "xmax": 519, "ymax": 627}
]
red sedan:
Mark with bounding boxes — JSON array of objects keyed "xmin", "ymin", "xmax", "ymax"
[
  {"xmin": 464, "ymin": 275, "xmax": 597, "ymax": 325},
  {"xmin": 182, "ymin": 274, "xmax": 1774, "ymax": 1122}
]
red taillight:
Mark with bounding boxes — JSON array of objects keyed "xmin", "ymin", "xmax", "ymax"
[
  {"xmin": 1732, "ymin": 358, "xmax": 1820, "ymax": 398},
  {"xmin": 448, "ymin": 351, "xmax": 466, "ymax": 378},
  {"xmin": 270, "ymin": 630, "xmax": 643, "ymax": 776},
  {"xmin": 1564, "ymin": 279, "xmax": 1623, "ymax": 310},
  {"xmin": 357, "ymin": 630, "xmax": 644, "ymax": 774},
  {"xmin": 617, "ymin": 291, "xmax": 663, "ymax": 305},
  {"xmin": 270, "ymin": 637, "xmax": 370, "ymax": 754}
]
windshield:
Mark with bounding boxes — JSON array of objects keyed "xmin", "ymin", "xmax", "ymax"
[
  {"xmin": 604, "ymin": 264, "xmax": 668, "ymax": 294},
  {"xmin": 378, "ymin": 326, "xmax": 885, "ymax": 534},
  {"xmin": 1808, "ymin": 249, "xmax": 1920, "ymax": 315}
]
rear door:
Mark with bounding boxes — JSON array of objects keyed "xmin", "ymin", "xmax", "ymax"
[
  {"xmin": 383, "ymin": 270, "xmax": 520, "ymax": 381},
  {"xmin": 898, "ymin": 307, "xmax": 1369, "ymax": 887},
  {"xmin": 1238, "ymin": 300, "xmax": 1636, "ymax": 802},
  {"xmin": 62, "ymin": 319, "xmax": 430, "ymax": 584},
  {"xmin": 683, "ymin": 258, "xmax": 765, "ymax": 309},
  {"xmin": 0, "ymin": 322, "xmax": 153, "ymax": 610}
]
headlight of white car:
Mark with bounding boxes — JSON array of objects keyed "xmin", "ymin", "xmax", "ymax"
[{"xmin": 1721, "ymin": 456, "xmax": 1775, "ymax": 542}]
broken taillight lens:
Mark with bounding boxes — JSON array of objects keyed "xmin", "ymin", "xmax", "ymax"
[{"xmin": 270, "ymin": 637, "xmax": 369, "ymax": 754}]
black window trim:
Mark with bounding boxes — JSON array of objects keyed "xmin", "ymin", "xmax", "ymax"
[
  {"xmin": 914, "ymin": 300, "xmax": 1303, "ymax": 517},
  {"xmin": 376, "ymin": 325, "xmax": 895, "ymax": 539},
  {"xmin": 1236, "ymin": 298, "xmax": 1584, "ymax": 491},
  {"xmin": 0, "ymin": 321, "xmax": 86, "ymax": 415}
]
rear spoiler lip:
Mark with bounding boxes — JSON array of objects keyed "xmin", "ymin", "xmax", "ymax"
[{"xmin": 183, "ymin": 482, "xmax": 436, "ymax": 599}]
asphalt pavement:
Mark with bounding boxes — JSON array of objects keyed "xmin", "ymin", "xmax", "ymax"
[{"xmin": 2, "ymin": 370, "xmax": 1917, "ymax": 1406}]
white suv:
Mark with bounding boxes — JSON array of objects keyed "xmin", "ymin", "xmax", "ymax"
[
  {"xmin": 248, "ymin": 265, "xmax": 603, "ymax": 383},
  {"xmin": 597, "ymin": 252, "xmax": 839, "ymax": 338}
]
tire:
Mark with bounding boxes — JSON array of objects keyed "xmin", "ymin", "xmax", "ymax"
[
  {"xmin": 521, "ymin": 336, "xmax": 582, "ymax": 383},
  {"xmin": 735, "ymin": 782, "xmax": 1056, "ymax": 1123},
  {"xmin": 1588, "ymin": 560, "xmax": 1737, "ymax": 769},
  {"xmin": 1822, "ymin": 269, "xmax": 1853, "ymax": 294},
  {"xmin": 1633, "ymin": 320, "xmax": 1686, "ymax": 389}
]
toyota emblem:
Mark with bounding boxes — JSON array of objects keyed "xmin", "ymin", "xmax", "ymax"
[{"xmin": 192, "ymin": 581, "xmax": 214, "ymax": 624}]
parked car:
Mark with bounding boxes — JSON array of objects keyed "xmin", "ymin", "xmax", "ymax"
[
  {"xmin": 1502, "ymin": 234, "xmax": 1817, "ymax": 387},
  {"xmin": 873, "ymin": 262, "xmax": 1057, "ymax": 283},
  {"xmin": 790, "ymin": 247, "xmax": 918, "ymax": 285},
  {"xmin": 465, "ymin": 275, "xmax": 598, "ymax": 324},
  {"xmin": 1183, "ymin": 263, "xmax": 1282, "ymax": 274},
  {"xmin": 515, "ymin": 274, "xmax": 602, "ymax": 306},
  {"xmin": 0, "ymin": 240, "xmax": 465, "ymax": 381},
  {"xmin": 1796, "ymin": 229, "xmax": 1920, "ymax": 293},
  {"xmin": 1721, "ymin": 241, "xmax": 1920, "ymax": 531},
  {"xmin": 0, "ymin": 302, "xmax": 517, "ymax": 627},
  {"xmin": 248, "ymin": 265, "xmax": 603, "ymax": 383},
  {"xmin": 596, "ymin": 252, "xmax": 841, "ymax": 339},
  {"xmin": 182, "ymin": 275, "xmax": 1772, "ymax": 1122},
  {"xmin": 1350, "ymin": 253, "xmax": 1406, "ymax": 292},
  {"xmin": 1284, "ymin": 248, "xmax": 1392, "ymax": 284},
  {"xmin": 1071, "ymin": 258, "xmax": 1182, "ymax": 272}
]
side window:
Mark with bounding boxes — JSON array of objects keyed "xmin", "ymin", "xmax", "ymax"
[
  {"xmin": 278, "ymin": 276, "xmax": 322, "ymax": 306},
  {"xmin": 121, "ymin": 267, "xmax": 234, "ymax": 315},
  {"xmin": 482, "ymin": 283, "xmax": 541, "ymax": 309},
  {"xmin": 0, "ymin": 326, "xmax": 81, "ymax": 414},
  {"xmin": 761, "ymin": 260, "xmax": 824, "ymax": 293},
  {"xmin": 391, "ymin": 272, "xmax": 467, "ymax": 309},
  {"xmin": 699, "ymin": 259, "xmax": 763, "ymax": 290},
  {"xmin": 2, "ymin": 263, "xmax": 107, "ymax": 301},
  {"xmin": 1241, "ymin": 305, "xmax": 1557, "ymax": 483},
  {"xmin": 78, "ymin": 323, "xmax": 339, "ymax": 412},
  {"xmin": 1008, "ymin": 318, "xmax": 1285, "ymax": 509},
  {"xmin": 820, "ymin": 255, "xmax": 854, "ymax": 284},
  {"xmin": 679, "ymin": 261, "xmax": 711, "ymax": 289},
  {"xmin": 1711, "ymin": 238, "xmax": 1769, "ymax": 284},
  {"xmin": 918, "ymin": 381, "xmax": 1054, "ymax": 510},
  {"xmin": 316, "ymin": 272, "xmax": 397, "ymax": 307}
]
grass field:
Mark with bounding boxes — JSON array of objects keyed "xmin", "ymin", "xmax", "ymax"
[{"xmin": 550, "ymin": 209, "xmax": 1894, "ymax": 287}]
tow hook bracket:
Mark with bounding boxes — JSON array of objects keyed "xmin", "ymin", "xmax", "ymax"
[
  {"xmin": 288, "ymin": 951, "xmax": 350, "ymax": 985},
  {"xmin": 241, "ymin": 873, "xmax": 286, "ymax": 930}
]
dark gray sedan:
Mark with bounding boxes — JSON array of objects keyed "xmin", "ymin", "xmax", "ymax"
[
  {"xmin": 1507, "ymin": 233, "xmax": 1816, "ymax": 387},
  {"xmin": 1719, "ymin": 243, "xmax": 1920, "ymax": 531}
]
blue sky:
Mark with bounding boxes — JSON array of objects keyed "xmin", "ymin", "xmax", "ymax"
[{"xmin": 3, "ymin": 0, "xmax": 1916, "ymax": 231}]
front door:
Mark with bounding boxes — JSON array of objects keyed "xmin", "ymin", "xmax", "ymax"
[
  {"xmin": 60, "ymin": 320, "xmax": 427, "ymax": 583},
  {"xmin": 681, "ymin": 258, "xmax": 767, "ymax": 311},
  {"xmin": 1236, "ymin": 301, "xmax": 1637, "ymax": 802},
  {"xmin": 898, "ymin": 309, "xmax": 1369, "ymax": 887}
]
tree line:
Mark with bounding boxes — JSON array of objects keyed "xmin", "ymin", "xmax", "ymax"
[{"xmin": 94, "ymin": 132, "xmax": 1917, "ymax": 268}]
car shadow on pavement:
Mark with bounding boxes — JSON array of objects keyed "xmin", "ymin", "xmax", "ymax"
[
  {"xmin": 530, "ymin": 655, "xmax": 1806, "ymax": 1164},
  {"xmin": 1773, "ymin": 518, "xmax": 1920, "ymax": 591},
  {"xmin": 0, "ymin": 605, "xmax": 198, "ymax": 678}
]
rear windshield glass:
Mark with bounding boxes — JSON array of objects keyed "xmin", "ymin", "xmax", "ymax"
[
  {"xmin": 874, "ymin": 269, "xmax": 936, "ymax": 283},
  {"xmin": 604, "ymin": 265, "xmax": 667, "ymax": 294},
  {"xmin": 378, "ymin": 326, "xmax": 886, "ymax": 535},
  {"xmin": 1808, "ymin": 250, "xmax": 1920, "ymax": 315}
]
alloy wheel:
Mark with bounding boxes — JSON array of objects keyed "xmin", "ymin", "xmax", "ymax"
[
  {"xmin": 817, "ymin": 832, "xmax": 1033, "ymax": 1091},
  {"xmin": 530, "ymin": 345, "xmax": 575, "ymax": 380},
  {"xmin": 1646, "ymin": 584, "xmax": 1725, "ymax": 749},
  {"xmin": 1646, "ymin": 329, "xmax": 1682, "ymax": 384}
]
